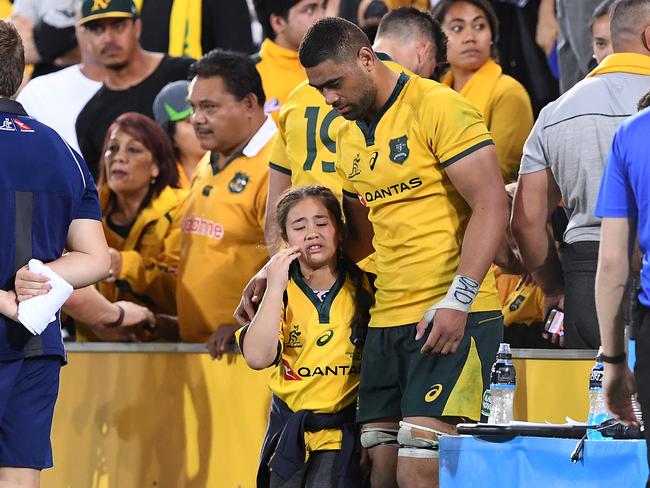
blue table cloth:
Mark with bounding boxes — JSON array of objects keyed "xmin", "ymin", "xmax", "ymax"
[{"xmin": 440, "ymin": 435, "xmax": 648, "ymax": 487}]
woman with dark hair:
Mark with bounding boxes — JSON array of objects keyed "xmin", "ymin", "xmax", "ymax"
[
  {"xmin": 433, "ymin": 0, "xmax": 533, "ymax": 183},
  {"xmin": 95, "ymin": 112, "xmax": 187, "ymax": 320}
]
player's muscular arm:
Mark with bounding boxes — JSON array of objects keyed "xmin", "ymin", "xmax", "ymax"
[
  {"xmin": 417, "ymin": 145, "xmax": 508, "ymax": 355},
  {"xmin": 343, "ymin": 194, "xmax": 375, "ymax": 263},
  {"xmin": 511, "ymin": 169, "xmax": 564, "ymax": 295},
  {"xmin": 265, "ymin": 169, "xmax": 292, "ymax": 255},
  {"xmin": 445, "ymin": 144, "xmax": 509, "ymax": 282}
]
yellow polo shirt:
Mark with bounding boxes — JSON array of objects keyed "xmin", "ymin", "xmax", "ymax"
[
  {"xmin": 177, "ymin": 116, "xmax": 276, "ymax": 342},
  {"xmin": 253, "ymin": 38, "xmax": 307, "ymax": 123}
]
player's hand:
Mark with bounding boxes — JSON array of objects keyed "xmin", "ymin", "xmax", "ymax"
[
  {"xmin": 0, "ymin": 290, "xmax": 18, "ymax": 321},
  {"xmin": 542, "ymin": 293, "xmax": 565, "ymax": 347},
  {"xmin": 416, "ymin": 308, "xmax": 467, "ymax": 355},
  {"xmin": 104, "ymin": 248, "xmax": 122, "ymax": 283},
  {"xmin": 206, "ymin": 324, "xmax": 239, "ymax": 360},
  {"xmin": 234, "ymin": 265, "xmax": 269, "ymax": 326},
  {"xmin": 603, "ymin": 363, "xmax": 640, "ymax": 427},
  {"xmin": 267, "ymin": 246, "xmax": 301, "ymax": 291},
  {"xmin": 14, "ymin": 265, "xmax": 50, "ymax": 301}
]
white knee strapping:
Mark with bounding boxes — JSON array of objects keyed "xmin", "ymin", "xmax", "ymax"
[
  {"xmin": 360, "ymin": 427, "xmax": 399, "ymax": 448},
  {"xmin": 397, "ymin": 421, "xmax": 444, "ymax": 459}
]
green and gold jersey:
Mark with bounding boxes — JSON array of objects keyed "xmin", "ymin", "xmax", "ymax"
[
  {"xmin": 269, "ymin": 79, "xmax": 345, "ymax": 197},
  {"xmin": 236, "ymin": 266, "xmax": 363, "ymax": 452},
  {"xmin": 253, "ymin": 39, "xmax": 307, "ymax": 123},
  {"xmin": 336, "ymin": 73, "xmax": 500, "ymax": 328},
  {"xmin": 177, "ymin": 117, "xmax": 276, "ymax": 342},
  {"xmin": 268, "ymin": 55, "xmax": 409, "ymax": 199}
]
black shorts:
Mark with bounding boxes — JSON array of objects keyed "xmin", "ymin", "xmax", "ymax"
[{"xmin": 356, "ymin": 311, "xmax": 503, "ymax": 423}]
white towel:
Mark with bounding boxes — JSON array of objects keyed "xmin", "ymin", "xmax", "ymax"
[{"xmin": 17, "ymin": 259, "xmax": 73, "ymax": 335}]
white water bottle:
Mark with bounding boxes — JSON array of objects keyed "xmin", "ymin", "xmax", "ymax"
[{"xmin": 488, "ymin": 343, "xmax": 516, "ymax": 424}]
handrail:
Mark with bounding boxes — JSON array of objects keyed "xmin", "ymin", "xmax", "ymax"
[{"xmin": 64, "ymin": 342, "xmax": 598, "ymax": 359}]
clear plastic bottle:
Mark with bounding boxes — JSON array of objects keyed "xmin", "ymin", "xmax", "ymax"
[
  {"xmin": 587, "ymin": 349, "xmax": 609, "ymax": 440},
  {"xmin": 488, "ymin": 343, "xmax": 516, "ymax": 424}
]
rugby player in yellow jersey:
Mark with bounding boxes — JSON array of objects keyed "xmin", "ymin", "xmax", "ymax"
[
  {"xmin": 299, "ymin": 18, "xmax": 508, "ymax": 487},
  {"xmin": 264, "ymin": 7, "xmax": 446, "ymax": 251},
  {"xmin": 237, "ymin": 186, "xmax": 372, "ymax": 485}
]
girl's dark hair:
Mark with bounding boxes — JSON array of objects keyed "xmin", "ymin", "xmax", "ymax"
[
  {"xmin": 431, "ymin": 0, "xmax": 500, "ymax": 59},
  {"xmin": 275, "ymin": 185, "xmax": 373, "ymax": 331},
  {"xmin": 100, "ymin": 112, "xmax": 180, "ymax": 197}
]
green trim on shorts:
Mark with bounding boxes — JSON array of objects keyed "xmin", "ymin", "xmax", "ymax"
[{"xmin": 356, "ymin": 311, "xmax": 503, "ymax": 424}]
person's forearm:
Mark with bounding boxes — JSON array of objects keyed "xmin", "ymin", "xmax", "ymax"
[
  {"xmin": 456, "ymin": 202, "xmax": 509, "ymax": 282},
  {"xmin": 342, "ymin": 196, "xmax": 375, "ymax": 263},
  {"xmin": 242, "ymin": 287, "xmax": 284, "ymax": 369},
  {"xmin": 47, "ymin": 250, "xmax": 110, "ymax": 289},
  {"xmin": 343, "ymin": 233, "xmax": 374, "ymax": 263},
  {"xmin": 63, "ymin": 286, "xmax": 121, "ymax": 326},
  {"xmin": 596, "ymin": 257, "xmax": 629, "ymax": 357},
  {"xmin": 513, "ymin": 224, "xmax": 563, "ymax": 295}
]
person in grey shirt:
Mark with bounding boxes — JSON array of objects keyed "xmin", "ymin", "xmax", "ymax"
[{"xmin": 511, "ymin": 0, "xmax": 650, "ymax": 349}]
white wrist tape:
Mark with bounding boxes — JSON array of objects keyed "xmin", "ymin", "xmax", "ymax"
[{"xmin": 422, "ymin": 274, "xmax": 480, "ymax": 323}]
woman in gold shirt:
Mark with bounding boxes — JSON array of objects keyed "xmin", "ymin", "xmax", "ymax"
[
  {"xmin": 433, "ymin": 0, "xmax": 533, "ymax": 183},
  {"xmin": 98, "ymin": 112, "xmax": 186, "ymax": 318}
]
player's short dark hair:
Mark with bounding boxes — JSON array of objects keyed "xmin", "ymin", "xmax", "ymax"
[
  {"xmin": 299, "ymin": 17, "xmax": 372, "ymax": 68},
  {"xmin": 377, "ymin": 7, "xmax": 448, "ymax": 70},
  {"xmin": 0, "ymin": 20, "xmax": 25, "ymax": 98},
  {"xmin": 431, "ymin": 0, "xmax": 499, "ymax": 58},
  {"xmin": 254, "ymin": 0, "xmax": 299, "ymax": 41},
  {"xmin": 190, "ymin": 49, "xmax": 266, "ymax": 107}
]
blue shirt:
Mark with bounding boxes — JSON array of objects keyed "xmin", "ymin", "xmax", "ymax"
[
  {"xmin": 0, "ymin": 99, "xmax": 101, "ymax": 361},
  {"xmin": 595, "ymin": 108, "xmax": 650, "ymax": 306}
]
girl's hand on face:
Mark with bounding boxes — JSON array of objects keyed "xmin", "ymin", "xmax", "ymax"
[{"xmin": 266, "ymin": 246, "xmax": 301, "ymax": 291}]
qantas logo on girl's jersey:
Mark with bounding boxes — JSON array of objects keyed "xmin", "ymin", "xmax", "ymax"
[{"xmin": 282, "ymin": 358, "xmax": 301, "ymax": 381}]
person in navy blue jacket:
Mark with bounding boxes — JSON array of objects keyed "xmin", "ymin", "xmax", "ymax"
[{"xmin": 0, "ymin": 20, "xmax": 110, "ymax": 488}]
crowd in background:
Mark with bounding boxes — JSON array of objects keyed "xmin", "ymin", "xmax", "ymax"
[{"xmin": 1, "ymin": 0, "xmax": 643, "ymax": 354}]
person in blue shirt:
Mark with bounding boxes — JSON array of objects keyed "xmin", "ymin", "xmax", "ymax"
[
  {"xmin": 595, "ymin": 89, "xmax": 650, "ymax": 484},
  {"xmin": 0, "ymin": 20, "xmax": 109, "ymax": 488}
]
